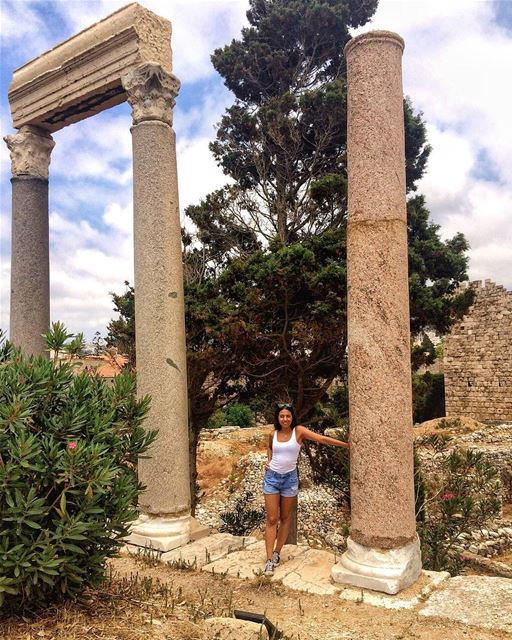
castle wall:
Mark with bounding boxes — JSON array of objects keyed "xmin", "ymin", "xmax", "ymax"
[{"xmin": 444, "ymin": 280, "xmax": 512, "ymax": 422}]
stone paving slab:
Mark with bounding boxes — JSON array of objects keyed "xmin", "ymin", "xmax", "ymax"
[
  {"xmin": 280, "ymin": 548, "xmax": 341, "ymax": 595},
  {"xmin": 418, "ymin": 575, "xmax": 512, "ymax": 633},
  {"xmin": 338, "ymin": 570, "xmax": 450, "ymax": 609},
  {"xmin": 201, "ymin": 541, "xmax": 308, "ymax": 580},
  {"xmin": 161, "ymin": 533, "xmax": 257, "ymax": 569}
]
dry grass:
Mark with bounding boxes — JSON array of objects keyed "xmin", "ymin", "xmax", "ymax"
[
  {"xmin": 197, "ymin": 458, "xmax": 233, "ymax": 492},
  {"xmin": 196, "ymin": 426, "xmax": 267, "ymax": 495},
  {"xmin": 414, "ymin": 415, "xmax": 487, "ymax": 438},
  {"xmin": 2, "ymin": 554, "xmax": 511, "ymax": 640}
]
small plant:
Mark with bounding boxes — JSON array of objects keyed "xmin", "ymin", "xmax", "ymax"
[
  {"xmin": 167, "ymin": 557, "xmax": 197, "ymax": 571},
  {"xmin": 0, "ymin": 325, "xmax": 157, "ymax": 614},
  {"xmin": 219, "ymin": 490, "xmax": 265, "ymax": 536},
  {"xmin": 134, "ymin": 546, "xmax": 162, "ymax": 567}
]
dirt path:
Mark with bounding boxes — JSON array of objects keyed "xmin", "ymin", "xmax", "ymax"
[{"xmin": 2, "ymin": 555, "xmax": 508, "ymax": 640}]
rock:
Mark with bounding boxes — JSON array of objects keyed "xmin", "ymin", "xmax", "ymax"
[
  {"xmin": 419, "ymin": 576, "xmax": 512, "ymax": 634},
  {"xmin": 203, "ymin": 617, "xmax": 269, "ymax": 639}
]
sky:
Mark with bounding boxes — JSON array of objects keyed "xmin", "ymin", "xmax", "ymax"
[{"xmin": 1, "ymin": 0, "xmax": 511, "ymax": 341}]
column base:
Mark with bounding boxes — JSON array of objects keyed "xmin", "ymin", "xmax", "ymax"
[
  {"xmin": 331, "ymin": 535, "xmax": 422, "ymax": 595},
  {"xmin": 125, "ymin": 513, "xmax": 192, "ymax": 552}
]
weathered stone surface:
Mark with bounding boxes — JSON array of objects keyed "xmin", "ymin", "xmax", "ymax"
[
  {"xmin": 122, "ymin": 63, "xmax": 180, "ymax": 126},
  {"xmin": 343, "ymin": 30, "xmax": 417, "ymax": 570},
  {"xmin": 8, "ymin": 3, "xmax": 172, "ymax": 131},
  {"xmin": 280, "ymin": 548, "xmax": 340, "ymax": 595},
  {"xmin": 202, "ymin": 617, "xmax": 269, "ymax": 640},
  {"xmin": 131, "ymin": 116, "xmax": 189, "ymax": 520},
  {"xmin": 161, "ymin": 533, "xmax": 257, "ymax": 568},
  {"xmin": 4, "ymin": 125, "xmax": 54, "ymax": 178},
  {"xmin": 9, "ymin": 173, "xmax": 50, "ymax": 356},
  {"xmin": 418, "ymin": 575, "xmax": 512, "ymax": 633},
  {"xmin": 339, "ymin": 570, "xmax": 450, "ymax": 609},
  {"xmin": 202, "ymin": 541, "xmax": 307, "ymax": 580},
  {"xmin": 332, "ymin": 536, "xmax": 421, "ymax": 595},
  {"xmin": 445, "ymin": 280, "xmax": 512, "ymax": 422}
]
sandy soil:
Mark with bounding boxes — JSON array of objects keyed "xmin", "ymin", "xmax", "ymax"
[{"xmin": 1, "ymin": 554, "xmax": 509, "ymax": 640}]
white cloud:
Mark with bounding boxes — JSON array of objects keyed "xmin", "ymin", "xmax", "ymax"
[
  {"xmin": 2, "ymin": 0, "xmax": 511, "ymax": 341},
  {"xmin": 358, "ymin": 0, "xmax": 512, "ymax": 289},
  {"xmin": 47, "ymin": 0, "xmax": 249, "ymax": 83}
]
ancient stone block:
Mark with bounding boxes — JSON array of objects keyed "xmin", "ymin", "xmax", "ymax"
[{"xmin": 8, "ymin": 3, "xmax": 172, "ymax": 132}]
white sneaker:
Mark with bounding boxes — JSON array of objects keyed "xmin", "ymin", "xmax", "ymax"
[
  {"xmin": 264, "ymin": 560, "xmax": 274, "ymax": 576},
  {"xmin": 271, "ymin": 551, "xmax": 280, "ymax": 566}
]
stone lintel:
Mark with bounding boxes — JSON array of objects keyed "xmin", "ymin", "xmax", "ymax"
[{"xmin": 8, "ymin": 3, "xmax": 172, "ymax": 132}]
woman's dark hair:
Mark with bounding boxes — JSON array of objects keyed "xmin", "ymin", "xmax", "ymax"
[{"xmin": 274, "ymin": 403, "xmax": 297, "ymax": 430}]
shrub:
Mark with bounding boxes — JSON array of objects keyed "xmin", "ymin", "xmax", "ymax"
[
  {"xmin": 206, "ymin": 403, "xmax": 255, "ymax": 429},
  {"xmin": 224, "ymin": 403, "xmax": 255, "ymax": 428},
  {"xmin": 219, "ymin": 491, "xmax": 265, "ymax": 536},
  {"xmin": 0, "ymin": 326, "xmax": 156, "ymax": 615},
  {"xmin": 416, "ymin": 444, "xmax": 501, "ymax": 574},
  {"xmin": 206, "ymin": 409, "xmax": 228, "ymax": 430}
]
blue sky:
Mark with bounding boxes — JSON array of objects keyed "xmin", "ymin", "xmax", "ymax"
[{"xmin": 1, "ymin": 0, "xmax": 511, "ymax": 340}]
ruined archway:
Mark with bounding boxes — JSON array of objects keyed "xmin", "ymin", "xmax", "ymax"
[{"xmin": 4, "ymin": 3, "xmax": 192, "ymax": 551}]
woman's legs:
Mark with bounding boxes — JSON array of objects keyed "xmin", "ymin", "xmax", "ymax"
[
  {"xmin": 264, "ymin": 493, "xmax": 280, "ymax": 560},
  {"xmin": 274, "ymin": 495, "xmax": 296, "ymax": 553}
]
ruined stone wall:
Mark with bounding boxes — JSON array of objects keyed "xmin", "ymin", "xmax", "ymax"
[{"xmin": 444, "ymin": 280, "xmax": 512, "ymax": 422}]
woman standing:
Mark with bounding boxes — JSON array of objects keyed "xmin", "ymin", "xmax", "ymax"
[{"xmin": 262, "ymin": 402, "xmax": 349, "ymax": 575}]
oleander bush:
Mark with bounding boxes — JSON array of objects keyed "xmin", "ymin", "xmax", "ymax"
[
  {"xmin": 416, "ymin": 442, "xmax": 501, "ymax": 574},
  {"xmin": 0, "ymin": 326, "xmax": 156, "ymax": 615}
]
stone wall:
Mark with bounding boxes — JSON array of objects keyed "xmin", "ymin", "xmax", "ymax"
[{"xmin": 444, "ymin": 280, "xmax": 512, "ymax": 422}]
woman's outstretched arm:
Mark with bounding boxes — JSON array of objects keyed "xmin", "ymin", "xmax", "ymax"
[{"xmin": 296, "ymin": 425, "xmax": 349, "ymax": 449}]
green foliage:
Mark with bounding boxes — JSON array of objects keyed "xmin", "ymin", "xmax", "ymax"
[
  {"xmin": 219, "ymin": 491, "xmax": 265, "ymax": 536},
  {"xmin": 407, "ymin": 196, "xmax": 475, "ymax": 336},
  {"xmin": 42, "ymin": 321, "xmax": 74, "ymax": 363},
  {"xmin": 206, "ymin": 409, "xmax": 229, "ymax": 430},
  {"xmin": 0, "ymin": 329, "xmax": 156, "ymax": 615},
  {"xmin": 416, "ymin": 445, "xmax": 501, "ymax": 574},
  {"xmin": 106, "ymin": 281, "xmax": 136, "ymax": 369},
  {"xmin": 206, "ymin": 403, "xmax": 256, "ymax": 429},
  {"xmin": 64, "ymin": 333, "xmax": 86, "ymax": 359},
  {"xmin": 412, "ymin": 372, "xmax": 446, "ymax": 423}
]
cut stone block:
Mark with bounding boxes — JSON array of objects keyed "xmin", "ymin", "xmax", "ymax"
[
  {"xmin": 201, "ymin": 541, "xmax": 307, "ymax": 580},
  {"xmin": 161, "ymin": 533, "xmax": 256, "ymax": 569},
  {"xmin": 418, "ymin": 575, "xmax": 512, "ymax": 633},
  {"xmin": 280, "ymin": 548, "xmax": 341, "ymax": 595},
  {"xmin": 8, "ymin": 3, "xmax": 172, "ymax": 132},
  {"xmin": 339, "ymin": 570, "xmax": 449, "ymax": 609},
  {"xmin": 202, "ymin": 617, "xmax": 269, "ymax": 640},
  {"xmin": 332, "ymin": 535, "xmax": 422, "ymax": 595}
]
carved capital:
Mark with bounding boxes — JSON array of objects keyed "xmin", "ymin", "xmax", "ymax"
[
  {"xmin": 3, "ymin": 125, "xmax": 55, "ymax": 179},
  {"xmin": 122, "ymin": 63, "xmax": 180, "ymax": 127}
]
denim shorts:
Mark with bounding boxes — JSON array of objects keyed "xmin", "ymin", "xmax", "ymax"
[{"xmin": 263, "ymin": 468, "xmax": 299, "ymax": 497}]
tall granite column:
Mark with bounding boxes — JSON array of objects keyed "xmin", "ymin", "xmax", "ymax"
[
  {"xmin": 4, "ymin": 125, "xmax": 54, "ymax": 356},
  {"xmin": 331, "ymin": 31, "xmax": 421, "ymax": 594},
  {"xmin": 122, "ymin": 63, "xmax": 192, "ymax": 551}
]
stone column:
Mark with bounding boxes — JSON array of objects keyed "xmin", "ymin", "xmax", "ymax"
[
  {"xmin": 4, "ymin": 125, "xmax": 54, "ymax": 357},
  {"xmin": 331, "ymin": 31, "xmax": 421, "ymax": 594},
  {"xmin": 122, "ymin": 63, "xmax": 192, "ymax": 551}
]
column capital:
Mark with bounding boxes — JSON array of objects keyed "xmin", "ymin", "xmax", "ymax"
[
  {"xmin": 3, "ymin": 125, "xmax": 55, "ymax": 180},
  {"xmin": 122, "ymin": 63, "xmax": 180, "ymax": 127}
]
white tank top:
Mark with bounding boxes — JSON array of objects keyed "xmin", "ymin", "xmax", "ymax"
[{"xmin": 269, "ymin": 429, "xmax": 301, "ymax": 473}]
